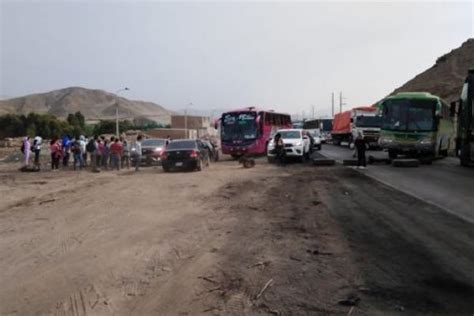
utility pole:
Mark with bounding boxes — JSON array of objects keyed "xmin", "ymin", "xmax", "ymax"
[
  {"xmin": 331, "ymin": 93, "xmax": 335, "ymax": 117},
  {"xmin": 115, "ymin": 87, "xmax": 130, "ymax": 137},
  {"xmin": 339, "ymin": 92, "xmax": 346, "ymax": 113}
]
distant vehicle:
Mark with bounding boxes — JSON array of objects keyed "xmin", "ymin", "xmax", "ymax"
[
  {"xmin": 201, "ymin": 139, "xmax": 219, "ymax": 162},
  {"xmin": 332, "ymin": 106, "xmax": 381, "ymax": 147},
  {"xmin": 320, "ymin": 131, "xmax": 329, "ymax": 143},
  {"xmin": 131, "ymin": 138, "xmax": 166, "ymax": 166},
  {"xmin": 303, "ymin": 118, "xmax": 333, "ymax": 134},
  {"xmin": 219, "ymin": 107, "xmax": 292, "ymax": 159},
  {"xmin": 161, "ymin": 140, "xmax": 210, "ymax": 172},
  {"xmin": 306, "ymin": 129, "xmax": 322, "ymax": 150},
  {"xmin": 292, "ymin": 121, "xmax": 304, "ymax": 129},
  {"xmin": 267, "ymin": 129, "xmax": 311, "ymax": 162},
  {"xmin": 378, "ymin": 92, "xmax": 455, "ymax": 159},
  {"xmin": 455, "ymin": 69, "xmax": 474, "ymax": 166}
]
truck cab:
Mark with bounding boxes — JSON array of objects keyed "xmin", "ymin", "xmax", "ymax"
[
  {"xmin": 332, "ymin": 106, "xmax": 381, "ymax": 147},
  {"xmin": 351, "ymin": 110, "xmax": 382, "ymax": 147}
]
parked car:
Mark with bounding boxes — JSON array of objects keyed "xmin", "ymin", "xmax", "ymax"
[
  {"xmin": 306, "ymin": 129, "xmax": 322, "ymax": 150},
  {"xmin": 267, "ymin": 129, "xmax": 311, "ymax": 162},
  {"xmin": 320, "ymin": 131, "xmax": 329, "ymax": 143},
  {"xmin": 201, "ymin": 139, "xmax": 219, "ymax": 162},
  {"xmin": 161, "ymin": 139, "xmax": 210, "ymax": 172},
  {"xmin": 131, "ymin": 138, "xmax": 166, "ymax": 166}
]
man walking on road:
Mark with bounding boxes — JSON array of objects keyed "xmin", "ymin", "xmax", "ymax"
[
  {"xmin": 132, "ymin": 135, "xmax": 143, "ymax": 172},
  {"xmin": 355, "ymin": 132, "xmax": 367, "ymax": 169}
]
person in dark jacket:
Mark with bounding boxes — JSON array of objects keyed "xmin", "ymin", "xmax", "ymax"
[
  {"xmin": 274, "ymin": 133, "xmax": 286, "ymax": 166},
  {"xmin": 354, "ymin": 132, "xmax": 367, "ymax": 169}
]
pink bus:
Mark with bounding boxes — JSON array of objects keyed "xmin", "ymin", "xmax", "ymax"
[{"xmin": 219, "ymin": 107, "xmax": 292, "ymax": 158}]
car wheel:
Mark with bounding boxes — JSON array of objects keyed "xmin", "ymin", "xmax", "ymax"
[
  {"xmin": 196, "ymin": 158, "xmax": 203, "ymax": 171},
  {"xmin": 300, "ymin": 155, "xmax": 306, "ymax": 163},
  {"xmin": 267, "ymin": 156, "xmax": 275, "ymax": 163},
  {"xmin": 317, "ymin": 145, "xmax": 321, "ymax": 150},
  {"xmin": 163, "ymin": 166, "xmax": 170, "ymax": 172},
  {"xmin": 388, "ymin": 149, "xmax": 397, "ymax": 160}
]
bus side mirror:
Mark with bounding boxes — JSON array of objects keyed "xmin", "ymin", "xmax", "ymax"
[{"xmin": 449, "ymin": 102, "xmax": 457, "ymax": 118}]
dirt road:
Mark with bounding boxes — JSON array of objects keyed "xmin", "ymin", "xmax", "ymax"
[{"xmin": 0, "ymin": 160, "xmax": 473, "ymax": 315}]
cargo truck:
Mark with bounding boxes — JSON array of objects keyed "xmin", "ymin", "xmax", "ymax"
[
  {"xmin": 331, "ymin": 106, "xmax": 381, "ymax": 147},
  {"xmin": 456, "ymin": 69, "xmax": 474, "ymax": 166}
]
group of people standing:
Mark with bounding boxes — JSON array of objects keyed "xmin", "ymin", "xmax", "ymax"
[{"xmin": 21, "ymin": 134, "xmax": 144, "ymax": 172}]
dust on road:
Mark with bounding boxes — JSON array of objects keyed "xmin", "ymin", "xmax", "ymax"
[{"xmin": 0, "ymin": 160, "xmax": 473, "ymax": 315}]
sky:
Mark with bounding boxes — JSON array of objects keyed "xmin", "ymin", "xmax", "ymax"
[{"xmin": 1, "ymin": 0, "xmax": 473, "ymax": 118}]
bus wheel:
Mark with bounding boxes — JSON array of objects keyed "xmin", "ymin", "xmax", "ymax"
[{"xmin": 388, "ymin": 150, "xmax": 397, "ymax": 160}]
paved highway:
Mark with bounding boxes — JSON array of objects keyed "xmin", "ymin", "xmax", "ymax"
[{"xmin": 319, "ymin": 144, "xmax": 474, "ymax": 223}]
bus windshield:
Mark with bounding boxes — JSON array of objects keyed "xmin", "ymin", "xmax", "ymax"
[
  {"xmin": 382, "ymin": 99, "xmax": 436, "ymax": 132},
  {"xmin": 356, "ymin": 115, "xmax": 382, "ymax": 127},
  {"xmin": 221, "ymin": 112, "xmax": 258, "ymax": 141}
]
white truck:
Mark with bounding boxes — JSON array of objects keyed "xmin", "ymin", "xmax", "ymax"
[
  {"xmin": 267, "ymin": 129, "xmax": 311, "ymax": 162},
  {"xmin": 331, "ymin": 106, "xmax": 382, "ymax": 147}
]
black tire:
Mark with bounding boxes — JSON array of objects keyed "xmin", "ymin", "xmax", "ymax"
[
  {"xmin": 267, "ymin": 156, "xmax": 275, "ymax": 163},
  {"xmin": 196, "ymin": 158, "xmax": 203, "ymax": 171},
  {"xmin": 388, "ymin": 149, "xmax": 397, "ymax": 160},
  {"xmin": 317, "ymin": 145, "xmax": 322, "ymax": 151},
  {"xmin": 163, "ymin": 166, "xmax": 170, "ymax": 172},
  {"xmin": 300, "ymin": 155, "xmax": 306, "ymax": 163}
]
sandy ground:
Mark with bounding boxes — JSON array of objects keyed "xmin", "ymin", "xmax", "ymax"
[{"xmin": 0, "ymin": 158, "xmax": 473, "ymax": 315}]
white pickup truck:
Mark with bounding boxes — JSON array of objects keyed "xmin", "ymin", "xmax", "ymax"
[{"xmin": 267, "ymin": 129, "xmax": 311, "ymax": 162}]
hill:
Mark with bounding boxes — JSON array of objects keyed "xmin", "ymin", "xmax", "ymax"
[
  {"xmin": 0, "ymin": 87, "xmax": 174, "ymax": 124},
  {"xmin": 391, "ymin": 38, "xmax": 474, "ymax": 103}
]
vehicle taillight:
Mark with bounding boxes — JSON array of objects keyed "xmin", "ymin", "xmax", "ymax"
[
  {"xmin": 161, "ymin": 151, "xmax": 168, "ymax": 160},
  {"xmin": 190, "ymin": 150, "xmax": 198, "ymax": 158}
]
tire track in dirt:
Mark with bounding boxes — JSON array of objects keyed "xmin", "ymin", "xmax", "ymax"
[{"xmin": 178, "ymin": 167, "xmax": 363, "ymax": 315}]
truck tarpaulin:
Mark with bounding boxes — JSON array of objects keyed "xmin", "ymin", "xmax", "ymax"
[{"xmin": 332, "ymin": 111, "xmax": 352, "ymax": 134}]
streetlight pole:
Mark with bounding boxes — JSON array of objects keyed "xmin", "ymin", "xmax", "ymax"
[{"xmin": 115, "ymin": 87, "xmax": 130, "ymax": 137}]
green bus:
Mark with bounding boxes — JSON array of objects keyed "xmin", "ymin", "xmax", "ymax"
[
  {"xmin": 456, "ymin": 69, "xmax": 474, "ymax": 166},
  {"xmin": 378, "ymin": 92, "xmax": 455, "ymax": 159}
]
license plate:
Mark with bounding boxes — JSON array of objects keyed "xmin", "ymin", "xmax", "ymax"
[{"xmin": 175, "ymin": 162, "xmax": 183, "ymax": 167}]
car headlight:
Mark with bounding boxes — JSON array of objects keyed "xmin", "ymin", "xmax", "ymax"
[
  {"xmin": 295, "ymin": 141, "xmax": 303, "ymax": 146},
  {"xmin": 419, "ymin": 137, "xmax": 434, "ymax": 145},
  {"xmin": 154, "ymin": 147, "xmax": 162, "ymax": 152},
  {"xmin": 379, "ymin": 136, "xmax": 394, "ymax": 144}
]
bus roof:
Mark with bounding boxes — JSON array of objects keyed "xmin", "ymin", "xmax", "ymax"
[
  {"xmin": 386, "ymin": 92, "xmax": 441, "ymax": 101},
  {"xmin": 223, "ymin": 107, "xmax": 290, "ymax": 116}
]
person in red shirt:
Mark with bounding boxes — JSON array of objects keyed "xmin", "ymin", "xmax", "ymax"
[
  {"xmin": 49, "ymin": 138, "xmax": 62, "ymax": 170},
  {"xmin": 109, "ymin": 138, "xmax": 123, "ymax": 170}
]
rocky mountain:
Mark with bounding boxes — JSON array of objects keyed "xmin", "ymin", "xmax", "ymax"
[
  {"xmin": 391, "ymin": 38, "xmax": 474, "ymax": 103},
  {"xmin": 0, "ymin": 87, "xmax": 174, "ymax": 124}
]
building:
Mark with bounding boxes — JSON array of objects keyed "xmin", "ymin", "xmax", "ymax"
[{"xmin": 170, "ymin": 115, "xmax": 216, "ymax": 138}]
